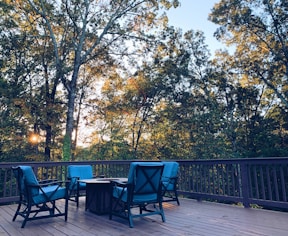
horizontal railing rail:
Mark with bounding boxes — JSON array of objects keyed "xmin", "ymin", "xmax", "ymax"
[{"xmin": 1, "ymin": 158, "xmax": 288, "ymax": 210}]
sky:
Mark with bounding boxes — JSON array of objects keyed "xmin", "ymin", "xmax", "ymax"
[{"xmin": 166, "ymin": 0, "xmax": 225, "ymax": 55}]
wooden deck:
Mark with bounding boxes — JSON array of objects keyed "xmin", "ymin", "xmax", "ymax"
[{"xmin": 1, "ymin": 198, "xmax": 288, "ymax": 236}]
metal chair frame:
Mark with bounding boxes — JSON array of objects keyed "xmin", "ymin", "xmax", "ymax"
[
  {"xmin": 109, "ymin": 163, "xmax": 165, "ymax": 228},
  {"xmin": 12, "ymin": 166, "xmax": 68, "ymax": 228}
]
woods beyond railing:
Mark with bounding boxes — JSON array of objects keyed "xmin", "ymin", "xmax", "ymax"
[{"xmin": 1, "ymin": 158, "xmax": 288, "ymax": 210}]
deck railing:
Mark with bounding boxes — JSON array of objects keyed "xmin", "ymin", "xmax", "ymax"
[{"xmin": 1, "ymin": 158, "xmax": 288, "ymax": 210}]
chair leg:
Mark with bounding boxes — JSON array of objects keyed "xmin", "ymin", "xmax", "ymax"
[
  {"xmin": 109, "ymin": 195, "xmax": 113, "ymax": 220},
  {"xmin": 65, "ymin": 196, "xmax": 68, "ymax": 221},
  {"xmin": 162, "ymin": 187, "xmax": 180, "ymax": 205},
  {"xmin": 159, "ymin": 202, "xmax": 166, "ymax": 222},
  {"xmin": 76, "ymin": 189, "xmax": 79, "ymax": 207},
  {"xmin": 13, "ymin": 202, "xmax": 22, "ymax": 221},
  {"xmin": 128, "ymin": 208, "xmax": 134, "ymax": 228},
  {"xmin": 175, "ymin": 190, "xmax": 180, "ymax": 205},
  {"xmin": 21, "ymin": 204, "xmax": 32, "ymax": 228},
  {"xmin": 51, "ymin": 201, "xmax": 56, "ymax": 215}
]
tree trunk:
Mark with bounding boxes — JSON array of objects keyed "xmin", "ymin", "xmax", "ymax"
[
  {"xmin": 63, "ymin": 64, "xmax": 81, "ymax": 161},
  {"xmin": 44, "ymin": 124, "xmax": 52, "ymax": 161}
]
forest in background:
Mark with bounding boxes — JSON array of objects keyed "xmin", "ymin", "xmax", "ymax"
[{"xmin": 0, "ymin": 0, "xmax": 288, "ymax": 162}]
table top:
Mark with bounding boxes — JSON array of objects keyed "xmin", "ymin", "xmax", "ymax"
[{"xmin": 78, "ymin": 177, "xmax": 128, "ymax": 184}]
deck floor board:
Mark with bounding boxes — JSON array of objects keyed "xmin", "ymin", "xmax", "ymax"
[{"xmin": 1, "ymin": 198, "xmax": 288, "ymax": 236}]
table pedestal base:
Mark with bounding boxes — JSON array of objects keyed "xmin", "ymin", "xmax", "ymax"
[{"xmin": 85, "ymin": 182, "xmax": 110, "ymax": 215}]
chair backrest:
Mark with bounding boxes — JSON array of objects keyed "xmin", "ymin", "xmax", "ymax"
[
  {"xmin": 161, "ymin": 162, "xmax": 179, "ymax": 191},
  {"xmin": 161, "ymin": 162, "xmax": 179, "ymax": 181},
  {"xmin": 13, "ymin": 166, "xmax": 40, "ymax": 197},
  {"xmin": 127, "ymin": 162, "xmax": 164, "ymax": 198},
  {"xmin": 67, "ymin": 165, "xmax": 93, "ymax": 189},
  {"xmin": 67, "ymin": 165, "xmax": 93, "ymax": 180}
]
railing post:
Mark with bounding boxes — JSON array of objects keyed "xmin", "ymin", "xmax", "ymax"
[{"xmin": 240, "ymin": 162, "xmax": 250, "ymax": 208}]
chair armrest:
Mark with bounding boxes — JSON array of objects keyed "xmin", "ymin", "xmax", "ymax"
[
  {"xmin": 39, "ymin": 179, "xmax": 59, "ymax": 184},
  {"xmin": 162, "ymin": 176, "xmax": 177, "ymax": 179},
  {"xmin": 42, "ymin": 180, "xmax": 63, "ymax": 185},
  {"xmin": 67, "ymin": 176, "xmax": 80, "ymax": 180},
  {"xmin": 162, "ymin": 176, "xmax": 178, "ymax": 182},
  {"xmin": 26, "ymin": 180, "xmax": 68, "ymax": 188},
  {"xmin": 26, "ymin": 183, "xmax": 40, "ymax": 188},
  {"xmin": 111, "ymin": 179, "xmax": 129, "ymax": 187},
  {"xmin": 95, "ymin": 174, "xmax": 105, "ymax": 178},
  {"xmin": 27, "ymin": 179, "xmax": 70, "ymax": 188}
]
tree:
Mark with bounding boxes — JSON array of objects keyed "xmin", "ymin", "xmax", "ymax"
[
  {"xmin": 209, "ymin": 0, "xmax": 288, "ymax": 108},
  {"xmin": 15, "ymin": 0, "xmax": 179, "ymax": 160},
  {"xmin": 87, "ymin": 27, "xmax": 228, "ymax": 160},
  {"xmin": 1, "ymin": 0, "xmax": 67, "ymax": 161}
]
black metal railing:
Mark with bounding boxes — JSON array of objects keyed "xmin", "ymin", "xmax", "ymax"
[{"xmin": 1, "ymin": 158, "xmax": 288, "ymax": 210}]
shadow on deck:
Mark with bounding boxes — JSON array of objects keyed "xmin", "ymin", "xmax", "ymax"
[{"xmin": 1, "ymin": 198, "xmax": 288, "ymax": 236}]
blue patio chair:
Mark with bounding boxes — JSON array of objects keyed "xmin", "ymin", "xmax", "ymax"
[
  {"xmin": 12, "ymin": 166, "xmax": 68, "ymax": 228},
  {"xmin": 109, "ymin": 162, "xmax": 165, "ymax": 228},
  {"xmin": 161, "ymin": 161, "xmax": 180, "ymax": 205},
  {"xmin": 67, "ymin": 165, "xmax": 94, "ymax": 207}
]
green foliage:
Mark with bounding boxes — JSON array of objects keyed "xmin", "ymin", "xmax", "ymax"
[
  {"xmin": 1, "ymin": 0, "xmax": 288, "ymax": 162},
  {"xmin": 209, "ymin": 0, "xmax": 288, "ymax": 108}
]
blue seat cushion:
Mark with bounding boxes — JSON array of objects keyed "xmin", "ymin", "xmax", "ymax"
[
  {"xmin": 32, "ymin": 185, "xmax": 66, "ymax": 204},
  {"xmin": 113, "ymin": 186, "xmax": 158, "ymax": 203}
]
